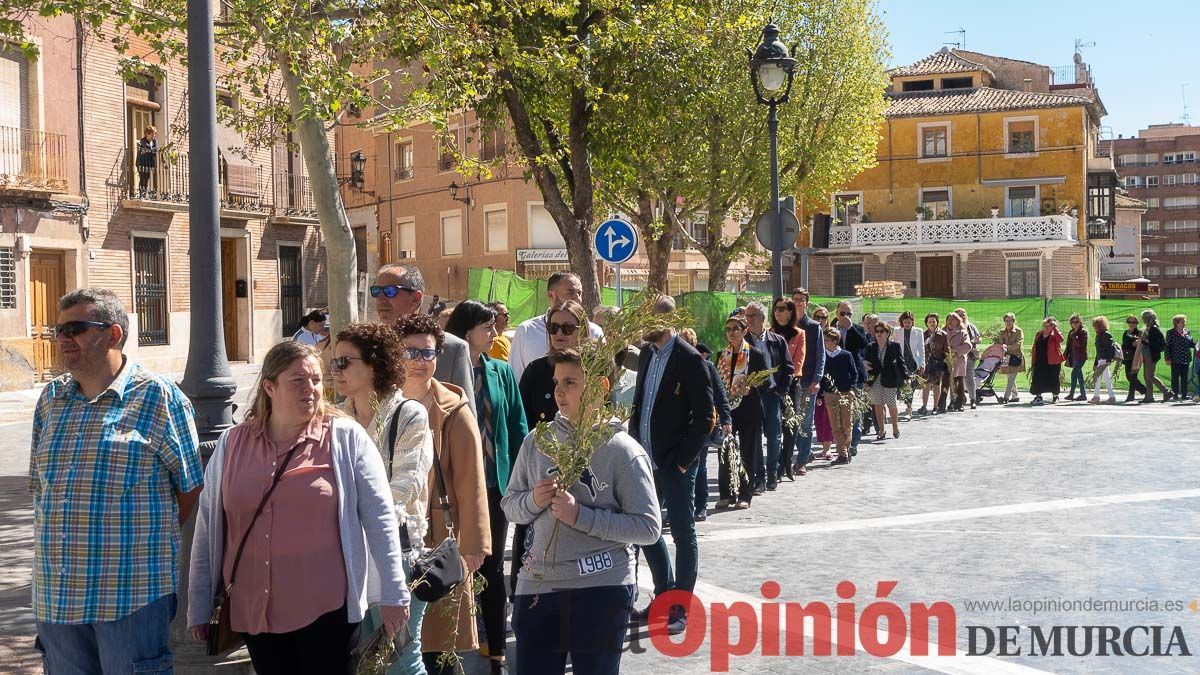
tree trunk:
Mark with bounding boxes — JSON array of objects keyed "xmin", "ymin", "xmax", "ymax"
[
  {"xmin": 644, "ymin": 231, "xmax": 671, "ymax": 294},
  {"xmin": 278, "ymin": 53, "xmax": 358, "ymax": 337},
  {"xmin": 706, "ymin": 253, "xmax": 732, "ymax": 291}
]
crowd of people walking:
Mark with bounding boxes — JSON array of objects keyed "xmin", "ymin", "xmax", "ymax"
[{"xmin": 26, "ymin": 271, "xmax": 1200, "ymax": 675}]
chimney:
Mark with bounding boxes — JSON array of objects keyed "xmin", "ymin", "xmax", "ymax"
[{"xmin": 1023, "ymin": 78, "xmax": 1032, "ymax": 92}]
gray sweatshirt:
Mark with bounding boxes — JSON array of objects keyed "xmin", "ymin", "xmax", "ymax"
[{"xmin": 501, "ymin": 414, "xmax": 661, "ymax": 595}]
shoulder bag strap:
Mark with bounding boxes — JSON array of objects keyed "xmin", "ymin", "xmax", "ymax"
[
  {"xmin": 224, "ymin": 438, "xmax": 305, "ymax": 590},
  {"xmin": 430, "ymin": 433, "xmax": 455, "ymax": 536},
  {"xmin": 385, "ymin": 399, "xmax": 417, "ymax": 481}
]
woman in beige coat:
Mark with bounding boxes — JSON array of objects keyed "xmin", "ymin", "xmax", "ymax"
[
  {"xmin": 994, "ymin": 312, "xmax": 1025, "ymax": 403},
  {"xmin": 394, "ymin": 313, "xmax": 491, "ymax": 674},
  {"xmin": 945, "ymin": 312, "xmax": 972, "ymax": 412}
]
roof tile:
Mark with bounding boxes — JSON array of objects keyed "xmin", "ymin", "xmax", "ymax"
[
  {"xmin": 886, "ymin": 87, "xmax": 1090, "ymax": 118},
  {"xmin": 890, "ymin": 49, "xmax": 993, "ymax": 78}
]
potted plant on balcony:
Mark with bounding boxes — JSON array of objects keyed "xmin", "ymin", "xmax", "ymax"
[
  {"xmin": 915, "ymin": 206, "xmax": 933, "ymax": 221},
  {"xmin": 990, "ymin": 206, "xmax": 1000, "ymax": 218}
]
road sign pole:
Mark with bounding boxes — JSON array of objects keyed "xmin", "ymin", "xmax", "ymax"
[{"xmin": 615, "ymin": 264, "xmax": 623, "ymax": 308}]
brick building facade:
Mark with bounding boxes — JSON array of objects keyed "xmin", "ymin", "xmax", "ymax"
[
  {"xmin": 1109, "ymin": 124, "xmax": 1200, "ymax": 298},
  {"xmin": 0, "ymin": 16, "xmax": 329, "ymax": 389}
]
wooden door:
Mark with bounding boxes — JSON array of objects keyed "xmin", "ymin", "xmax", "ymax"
[
  {"xmin": 920, "ymin": 256, "xmax": 954, "ymax": 298},
  {"xmin": 28, "ymin": 250, "xmax": 65, "ymax": 380},
  {"xmin": 220, "ymin": 239, "xmax": 239, "ymax": 360}
]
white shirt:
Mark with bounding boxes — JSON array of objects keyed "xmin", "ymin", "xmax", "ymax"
[
  {"xmin": 508, "ymin": 316, "xmax": 604, "ymax": 381},
  {"xmin": 292, "ymin": 327, "xmax": 323, "ymax": 347}
]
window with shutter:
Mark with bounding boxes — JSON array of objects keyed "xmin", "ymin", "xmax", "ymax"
[
  {"xmin": 1007, "ymin": 120, "xmax": 1035, "ymax": 154},
  {"xmin": 1006, "ymin": 186, "xmax": 1038, "ymax": 217}
]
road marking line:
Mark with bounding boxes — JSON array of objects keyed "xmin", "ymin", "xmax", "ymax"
[
  {"xmin": 635, "ymin": 572, "xmax": 1054, "ymax": 674},
  {"xmin": 700, "ymin": 488, "xmax": 1200, "ymax": 543},
  {"xmin": 891, "ymin": 527, "xmax": 1200, "ymax": 541},
  {"xmin": 944, "ymin": 437, "xmax": 1032, "ymax": 447}
]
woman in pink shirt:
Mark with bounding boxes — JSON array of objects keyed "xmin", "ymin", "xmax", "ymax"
[{"xmin": 188, "ymin": 341, "xmax": 409, "ymax": 675}]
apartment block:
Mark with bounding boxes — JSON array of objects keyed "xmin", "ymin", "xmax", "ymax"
[
  {"xmin": 1, "ymin": 16, "xmax": 329, "ymax": 389},
  {"xmin": 799, "ymin": 48, "xmax": 1120, "ymax": 300},
  {"xmin": 1110, "ymin": 123, "xmax": 1200, "ymax": 298}
]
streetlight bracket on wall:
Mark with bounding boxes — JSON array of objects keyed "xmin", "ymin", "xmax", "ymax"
[
  {"xmin": 338, "ymin": 150, "xmax": 375, "ymax": 195},
  {"xmin": 449, "ymin": 181, "xmax": 475, "ymax": 207}
]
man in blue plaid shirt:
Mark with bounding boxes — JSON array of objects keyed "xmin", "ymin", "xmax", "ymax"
[{"xmin": 29, "ymin": 288, "xmax": 202, "ymax": 673}]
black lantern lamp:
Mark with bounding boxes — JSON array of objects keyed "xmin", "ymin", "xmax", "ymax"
[
  {"xmin": 747, "ymin": 22, "xmax": 797, "ymax": 297},
  {"xmin": 349, "ymin": 150, "xmax": 367, "ymax": 190},
  {"xmin": 748, "ymin": 23, "xmax": 797, "ymax": 104}
]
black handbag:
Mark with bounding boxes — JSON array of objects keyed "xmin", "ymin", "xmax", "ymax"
[
  {"xmin": 385, "ymin": 402, "xmax": 464, "ymax": 604},
  {"xmin": 1009, "ymin": 353, "xmax": 1024, "ymax": 367},
  {"xmin": 208, "ymin": 441, "xmax": 303, "ymax": 656}
]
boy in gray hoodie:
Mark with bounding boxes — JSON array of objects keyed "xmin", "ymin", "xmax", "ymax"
[{"xmin": 501, "ymin": 347, "xmax": 661, "ymax": 675}]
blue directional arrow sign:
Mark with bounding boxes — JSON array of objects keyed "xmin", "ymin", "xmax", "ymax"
[{"xmin": 594, "ymin": 218, "xmax": 638, "ymax": 265}]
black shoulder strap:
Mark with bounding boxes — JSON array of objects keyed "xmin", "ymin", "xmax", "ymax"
[
  {"xmin": 224, "ymin": 437, "xmax": 304, "ymax": 590},
  {"xmin": 385, "ymin": 399, "xmax": 417, "ymax": 481}
]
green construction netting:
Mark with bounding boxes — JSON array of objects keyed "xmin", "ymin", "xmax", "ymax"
[{"xmin": 467, "ymin": 267, "xmax": 1200, "ymax": 391}]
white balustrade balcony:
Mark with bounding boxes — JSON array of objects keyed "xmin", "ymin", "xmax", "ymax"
[{"xmin": 827, "ymin": 215, "xmax": 1077, "ymax": 251}]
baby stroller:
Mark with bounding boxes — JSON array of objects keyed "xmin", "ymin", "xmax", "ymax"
[{"xmin": 973, "ymin": 343, "xmax": 1007, "ymax": 404}]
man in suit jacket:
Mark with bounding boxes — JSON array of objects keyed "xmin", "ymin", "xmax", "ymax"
[
  {"xmin": 629, "ymin": 296, "xmax": 714, "ymax": 634},
  {"xmin": 836, "ymin": 300, "xmax": 870, "ymax": 452},
  {"xmin": 791, "ymin": 288, "xmax": 826, "ymax": 474},
  {"xmin": 743, "ymin": 302, "xmax": 793, "ymax": 491},
  {"xmin": 373, "ymin": 263, "xmax": 475, "ymax": 416}
]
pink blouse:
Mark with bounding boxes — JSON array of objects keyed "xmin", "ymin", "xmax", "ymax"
[{"xmin": 221, "ymin": 418, "xmax": 347, "ymax": 634}]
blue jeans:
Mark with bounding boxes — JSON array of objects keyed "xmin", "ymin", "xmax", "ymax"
[
  {"xmin": 513, "ymin": 585, "xmax": 635, "ymax": 675},
  {"xmin": 756, "ymin": 392, "xmax": 783, "ymax": 486},
  {"xmin": 644, "ymin": 462, "xmax": 699, "ymax": 597},
  {"xmin": 1069, "ymin": 358, "xmax": 1087, "ymax": 394},
  {"xmin": 36, "ymin": 592, "xmax": 176, "ymax": 674},
  {"xmin": 360, "ymin": 558, "xmax": 427, "ymax": 674},
  {"xmin": 793, "ymin": 387, "xmax": 818, "ymax": 467}
]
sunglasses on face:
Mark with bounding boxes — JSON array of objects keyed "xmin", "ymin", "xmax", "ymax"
[
  {"xmin": 53, "ymin": 320, "xmax": 112, "ymax": 338},
  {"xmin": 402, "ymin": 347, "xmax": 438, "ymax": 362},
  {"xmin": 547, "ymin": 321, "xmax": 579, "ymax": 336},
  {"xmin": 875, "ymin": 329, "xmax": 889, "ymax": 335},
  {"xmin": 369, "ymin": 284, "xmax": 417, "ymax": 298},
  {"xmin": 814, "ymin": 315, "xmax": 828, "ymax": 320},
  {"xmin": 725, "ymin": 326, "xmax": 743, "ymax": 333},
  {"xmin": 496, "ymin": 312, "xmax": 509, "ymax": 318},
  {"xmin": 838, "ymin": 311, "xmax": 852, "ymax": 317},
  {"xmin": 330, "ymin": 355, "xmax": 364, "ymax": 370},
  {"xmin": 1127, "ymin": 321, "xmax": 1138, "ymax": 325}
]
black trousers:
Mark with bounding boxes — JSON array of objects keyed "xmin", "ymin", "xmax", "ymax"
[
  {"xmin": 1124, "ymin": 360, "xmax": 1147, "ymax": 397},
  {"xmin": 721, "ymin": 403, "xmax": 761, "ymax": 503},
  {"xmin": 779, "ymin": 382, "xmax": 800, "ymax": 477},
  {"xmin": 1171, "ymin": 362, "xmax": 1191, "ymax": 398},
  {"xmin": 243, "ymin": 604, "xmax": 360, "ymax": 675},
  {"xmin": 479, "ymin": 485, "xmax": 508, "ymax": 657},
  {"xmin": 509, "ymin": 523, "xmax": 529, "ymax": 596}
]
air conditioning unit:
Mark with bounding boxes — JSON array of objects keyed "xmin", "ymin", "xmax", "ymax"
[{"xmin": 398, "ymin": 250, "xmax": 416, "ymax": 259}]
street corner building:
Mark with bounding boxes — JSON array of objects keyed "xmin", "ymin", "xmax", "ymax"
[
  {"xmin": 799, "ymin": 47, "xmax": 1137, "ymax": 300},
  {"xmin": 0, "ymin": 15, "xmax": 330, "ymax": 391}
]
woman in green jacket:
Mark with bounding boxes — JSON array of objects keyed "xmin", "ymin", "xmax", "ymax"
[{"xmin": 446, "ymin": 300, "xmax": 528, "ymax": 673}]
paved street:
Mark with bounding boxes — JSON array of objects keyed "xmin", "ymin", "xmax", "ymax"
[{"xmin": 2, "ymin": 381, "xmax": 1199, "ymax": 673}]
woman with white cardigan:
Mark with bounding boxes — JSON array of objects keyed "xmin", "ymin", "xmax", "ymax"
[
  {"xmin": 889, "ymin": 310, "xmax": 926, "ymax": 419},
  {"xmin": 188, "ymin": 341, "xmax": 409, "ymax": 675}
]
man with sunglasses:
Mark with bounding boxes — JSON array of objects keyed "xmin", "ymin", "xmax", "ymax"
[
  {"xmin": 29, "ymin": 288, "xmax": 202, "ymax": 673},
  {"xmin": 486, "ymin": 301, "xmax": 512, "ymax": 361},
  {"xmin": 742, "ymin": 302, "xmax": 793, "ymax": 493},
  {"xmin": 790, "ymin": 288, "xmax": 825, "ymax": 476},
  {"xmin": 372, "ymin": 263, "xmax": 475, "ymax": 416},
  {"xmin": 507, "ymin": 271, "xmax": 603, "ymax": 381}
]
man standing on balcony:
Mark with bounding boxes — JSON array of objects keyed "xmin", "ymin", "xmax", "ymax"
[
  {"xmin": 135, "ymin": 125, "xmax": 157, "ymax": 197},
  {"xmin": 373, "ymin": 263, "xmax": 476, "ymax": 416}
]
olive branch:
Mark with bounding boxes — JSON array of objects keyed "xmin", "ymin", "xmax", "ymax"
[{"xmin": 529, "ymin": 289, "xmax": 691, "ymax": 575}]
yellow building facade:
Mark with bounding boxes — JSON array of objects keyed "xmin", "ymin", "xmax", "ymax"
[{"xmin": 802, "ymin": 49, "xmax": 1117, "ymax": 300}]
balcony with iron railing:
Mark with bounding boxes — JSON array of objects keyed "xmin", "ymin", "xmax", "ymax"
[
  {"xmin": 825, "ymin": 214, "xmax": 1077, "ymax": 251},
  {"xmin": 271, "ymin": 172, "xmax": 319, "ymax": 223},
  {"xmin": 121, "ymin": 149, "xmax": 274, "ymax": 217},
  {"xmin": 1086, "ymin": 219, "xmax": 1115, "ymax": 245},
  {"xmin": 0, "ymin": 126, "xmax": 69, "ymax": 193}
]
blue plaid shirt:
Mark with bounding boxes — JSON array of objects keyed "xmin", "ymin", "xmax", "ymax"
[{"xmin": 29, "ymin": 359, "xmax": 202, "ymax": 623}]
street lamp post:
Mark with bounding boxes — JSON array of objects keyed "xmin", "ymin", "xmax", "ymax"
[
  {"xmin": 748, "ymin": 23, "xmax": 796, "ymax": 298},
  {"xmin": 175, "ymin": 0, "xmax": 235, "ymax": 650}
]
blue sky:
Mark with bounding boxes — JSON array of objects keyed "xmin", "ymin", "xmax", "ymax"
[{"xmin": 876, "ymin": 0, "xmax": 1198, "ymax": 137}]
